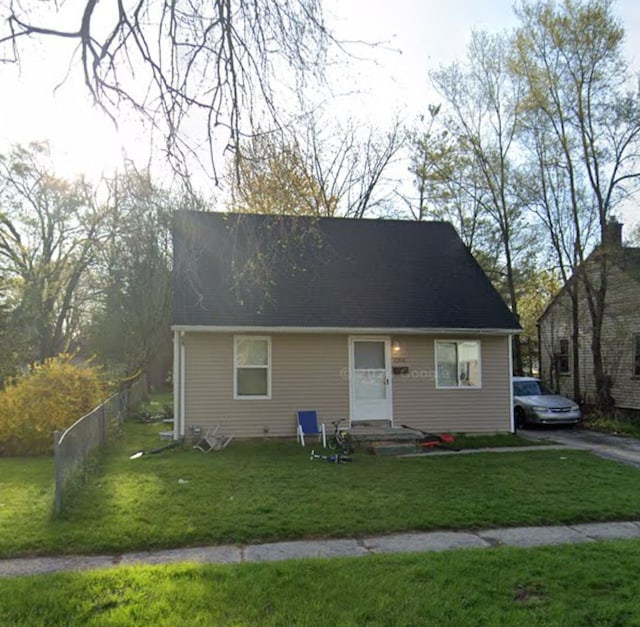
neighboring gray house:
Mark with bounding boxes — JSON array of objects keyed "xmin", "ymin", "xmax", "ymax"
[
  {"xmin": 538, "ymin": 223, "xmax": 640, "ymax": 412},
  {"xmin": 171, "ymin": 211, "xmax": 521, "ymax": 440}
]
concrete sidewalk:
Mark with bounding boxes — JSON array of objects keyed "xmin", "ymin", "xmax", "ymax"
[{"xmin": 3, "ymin": 520, "xmax": 640, "ymax": 579}]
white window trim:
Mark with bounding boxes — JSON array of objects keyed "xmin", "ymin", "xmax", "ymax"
[
  {"xmin": 233, "ymin": 335, "xmax": 272, "ymax": 400},
  {"xmin": 434, "ymin": 339, "xmax": 482, "ymax": 389}
]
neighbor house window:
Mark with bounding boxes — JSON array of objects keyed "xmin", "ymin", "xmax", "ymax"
[
  {"xmin": 234, "ymin": 336, "xmax": 271, "ymax": 399},
  {"xmin": 435, "ymin": 340, "xmax": 481, "ymax": 388},
  {"xmin": 634, "ymin": 334, "xmax": 640, "ymax": 377},
  {"xmin": 558, "ymin": 338, "xmax": 570, "ymax": 375}
]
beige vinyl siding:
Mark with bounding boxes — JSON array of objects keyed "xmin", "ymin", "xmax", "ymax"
[
  {"xmin": 183, "ymin": 332, "xmax": 512, "ymax": 438},
  {"xmin": 184, "ymin": 333, "xmax": 349, "ymax": 438},
  {"xmin": 539, "ymin": 262, "xmax": 640, "ymax": 410},
  {"xmin": 596, "ymin": 265, "xmax": 640, "ymax": 409},
  {"xmin": 392, "ymin": 335, "xmax": 511, "ymax": 433}
]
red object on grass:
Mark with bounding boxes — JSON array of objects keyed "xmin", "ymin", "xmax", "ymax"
[{"xmin": 418, "ymin": 433, "xmax": 456, "ymax": 448}]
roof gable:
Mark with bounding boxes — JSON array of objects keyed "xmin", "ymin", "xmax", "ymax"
[
  {"xmin": 538, "ymin": 246, "xmax": 640, "ymax": 323},
  {"xmin": 173, "ymin": 211, "xmax": 520, "ymax": 331}
]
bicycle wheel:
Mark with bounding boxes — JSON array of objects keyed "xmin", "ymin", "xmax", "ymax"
[
  {"xmin": 327, "ymin": 436, "xmax": 339, "ymax": 450},
  {"xmin": 341, "ymin": 441, "xmax": 354, "ymax": 455}
]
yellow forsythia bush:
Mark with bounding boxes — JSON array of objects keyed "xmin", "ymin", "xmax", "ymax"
[{"xmin": 0, "ymin": 355, "xmax": 107, "ymax": 456}]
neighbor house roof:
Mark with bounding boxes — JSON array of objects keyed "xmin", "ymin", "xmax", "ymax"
[
  {"xmin": 538, "ymin": 245, "xmax": 640, "ymax": 323},
  {"xmin": 172, "ymin": 211, "xmax": 521, "ymax": 331}
]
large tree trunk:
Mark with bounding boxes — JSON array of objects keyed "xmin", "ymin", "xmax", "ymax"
[
  {"xmin": 569, "ymin": 287, "xmax": 582, "ymax": 404},
  {"xmin": 505, "ymin": 247, "xmax": 523, "ymax": 375},
  {"xmin": 584, "ymin": 247, "xmax": 613, "ymax": 412},
  {"xmin": 590, "ymin": 262, "xmax": 613, "ymax": 411},
  {"xmin": 592, "ymin": 323, "xmax": 613, "ymax": 411}
]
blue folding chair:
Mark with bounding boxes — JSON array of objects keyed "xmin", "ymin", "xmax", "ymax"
[{"xmin": 296, "ymin": 410, "xmax": 326, "ymax": 448}]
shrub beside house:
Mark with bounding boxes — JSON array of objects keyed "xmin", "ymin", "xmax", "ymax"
[{"xmin": 0, "ymin": 355, "xmax": 106, "ymax": 455}]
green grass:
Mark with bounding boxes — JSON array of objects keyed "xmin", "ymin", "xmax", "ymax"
[
  {"xmin": 583, "ymin": 414, "xmax": 640, "ymax": 438},
  {"xmin": 452, "ymin": 432, "xmax": 542, "ymax": 448},
  {"xmin": 2, "ymin": 421, "xmax": 640, "ymax": 558},
  {"xmin": 3, "ymin": 540, "xmax": 640, "ymax": 625},
  {"xmin": 143, "ymin": 389, "xmax": 173, "ymax": 413},
  {"xmin": 129, "ymin": 388, "xmax": 173, "ymax": 421}
]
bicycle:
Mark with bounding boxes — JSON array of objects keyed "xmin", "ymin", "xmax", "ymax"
[
  {"xmin": 310, "ymin": 449, "xmax": 353, "ymax": 463},
  {"xmin": 328, "ymin": 418, "xmax": 354, "ymax": 455}
]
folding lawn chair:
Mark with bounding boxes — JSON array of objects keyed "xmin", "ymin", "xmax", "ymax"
[
  {"xmin": 296, "ymin": 410, "xmax": 326, "ymax": 448},
  {"xmin": 193, "ymin": 425, "xmax": 233, "ymax": 452}
]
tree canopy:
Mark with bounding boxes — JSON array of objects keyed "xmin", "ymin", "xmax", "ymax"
[{"xmin": 408, "ymin": 0, "xmax": 640, "ymax": 401}]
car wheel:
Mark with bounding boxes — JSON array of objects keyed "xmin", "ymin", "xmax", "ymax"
[{"xmin": 515, "ymin": 407, "xmax": 527, "ymax": 429}]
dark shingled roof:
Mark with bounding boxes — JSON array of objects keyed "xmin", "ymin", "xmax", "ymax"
[{"xmin": 172, "ymin": 211, "xmax": 520, "ymax": 330}]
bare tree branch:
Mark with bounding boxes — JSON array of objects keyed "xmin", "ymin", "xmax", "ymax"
[{"xmin": 0, "ymin": 0, "xmax": 331, "ymax": 182}]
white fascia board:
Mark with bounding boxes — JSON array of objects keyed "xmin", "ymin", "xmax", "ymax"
[{"xmin": 171, "ymin": 324, "xmax": 520, "ymax": 335}]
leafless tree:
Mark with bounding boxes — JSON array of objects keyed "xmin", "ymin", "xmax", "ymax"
[
  {"xmin": 299, "ymin": 114, "xmax": 404, "ymax": 218},
  {"xmin": 227, "ymin": 115, "xmax": 404, "ymax": 218},
  {"xmin": 0, "ymin": 0, "xmax": 331, "ymax": 182},
  {"xmin": 429, "ymin": 30, "xmax": 531, "ymax": 373},
  {"xmin": 405, "ymin": 105, "xmax": 493, "ymax": 253}
]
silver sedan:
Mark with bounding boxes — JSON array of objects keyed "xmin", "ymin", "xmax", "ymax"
[{"xmin": 513, "ymin": 377, "xmax": 582, "ymax": 427}]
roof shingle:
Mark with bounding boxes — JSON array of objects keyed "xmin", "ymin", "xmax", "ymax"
[{"xmin": 172, "ymin": 211, "xmax": 520, "ymax": 331}]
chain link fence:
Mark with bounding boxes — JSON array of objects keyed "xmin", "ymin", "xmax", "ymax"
[{"xmin": 53, "ymin": 378, "xmax": 146, "ymax": 513}]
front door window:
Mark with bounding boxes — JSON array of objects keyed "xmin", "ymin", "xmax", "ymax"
[
  {"xmin": 351, "ymin": 338, "xmax": 391, "ymax": 421},
  {"xmin": 354, "ymin": 341, "xmax": 386, "ymax": 401}
]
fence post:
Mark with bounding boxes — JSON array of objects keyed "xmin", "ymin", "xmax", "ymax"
[
  {"xmin": 54, "ymin": 430, "xmax": 62, "ymax": 514},
  {"xmin": 123, "ymin": 387, "xmax": 129, "ymax": 419},
  {"xmin": 101, "ymin": 403, "xmax": 107, "ymax": 445}
]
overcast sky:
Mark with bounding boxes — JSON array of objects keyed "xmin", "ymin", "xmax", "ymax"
[
  {"xmin": 326, "ymin": 0, "xmax": 640, "ymax": 120},
  {"xmin": 1, "ymin": 0, "xmax": 639, "ymax": 226}
]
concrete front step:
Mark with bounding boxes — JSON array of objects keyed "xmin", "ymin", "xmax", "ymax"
[
  {"xmin": 348, "ymin": 423, "xmax": 423, "ymax": 454},
  {"xmin": 348, "ymin": 422, "xmax": 421, "ymax": 443},
  {"xmin": 368, "ymin": 443, "xmax": 419, "ymax": 456}
]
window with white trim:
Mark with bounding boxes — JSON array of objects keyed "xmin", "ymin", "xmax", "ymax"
[
  {"xmin": 234, "ymin": 336, "xmax": 271, "ymax": 399},
  {"xmin": 435, "ymin": 340, "xmax": 481, "ymax": 388}
]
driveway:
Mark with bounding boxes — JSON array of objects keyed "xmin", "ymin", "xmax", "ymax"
[{"xmin": 520, "ymin": 427, "xmax": 640, "ymax": 468}]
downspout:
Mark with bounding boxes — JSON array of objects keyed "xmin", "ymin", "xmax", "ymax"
[
  {"xmin": 536, "ymin": 321, "xmax": 541, "ymax": 378},
  {"xmin": 172, "ymin": 330, "xmax": 180, "ymax": 440},
  {"xmin": 180, "ymin": 332, "xmax": 186, "ymax": 438},
  {"xmin": 508, "ymin": 334, "xmax": 515, "ymax": 433}
]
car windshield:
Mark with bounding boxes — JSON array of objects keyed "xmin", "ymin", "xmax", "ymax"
[{"xmin": 513, "ymin": 380, "xmax": 553, "ymax": 396}]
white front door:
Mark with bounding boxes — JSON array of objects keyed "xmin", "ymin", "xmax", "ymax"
[{"xmin": 350, "ymin": 337, "xmax": 392, "ymax": 422}]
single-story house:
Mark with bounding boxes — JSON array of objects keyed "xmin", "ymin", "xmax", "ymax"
[
  {"xmin": 538, "ymin": 222, "xmax": 640, "ymax": 412},
  {"xmin": 171, "ymin": 211, "xmax": 521, "ymax": 439}
]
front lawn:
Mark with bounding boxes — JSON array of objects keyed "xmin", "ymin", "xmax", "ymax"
[
  {"xmin": 2, "ymin": 421, "xmax": 640, "ymax": 558},
  {"xmin": 2, "ymin": 540, "xmax": 640, "ymax": 625}
]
